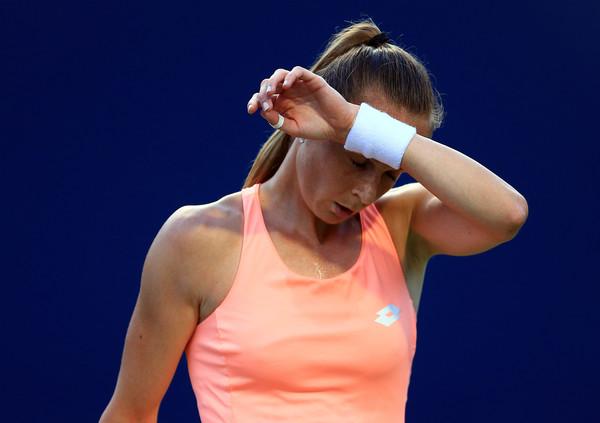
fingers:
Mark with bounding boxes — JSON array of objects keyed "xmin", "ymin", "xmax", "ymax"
[
  {"xmin": 248, "ymin": 78, "xmax": 278, "ymax": 114},
  {"xmin": 265, "ymin": 68, "xmax": 292, "ymax": 94},
  {"xmin": 247, "ymin": 66, "xmax": 313, "ymax": 114},
  {"xmin": 259, "ymin": 69, "xmax": 288, "ymax": 111},
  {"xmin": 281, "ymin": 65, "xmax": 314, "ymax": 88},
  {"xmin": 247, "ymin": 93, "xmax": 261, "ymax": 113}
]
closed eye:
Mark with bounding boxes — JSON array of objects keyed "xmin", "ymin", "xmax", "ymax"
[
  {"xmin": 351, "ymin": 159, "xmax": 367, "ymax": 168},
  {"xmin": 385, "ymin": 171, "xmax": 397, "ymax": 181}
]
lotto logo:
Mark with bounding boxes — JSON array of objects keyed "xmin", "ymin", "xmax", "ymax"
[{"xmin": 375, "ymin": 304, "xmax": 401, "ymax": 327}]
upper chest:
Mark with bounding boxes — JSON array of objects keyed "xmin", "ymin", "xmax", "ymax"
[{"xmin": 267, "ymin": 222, "xmax": 362, "ymax": 280}]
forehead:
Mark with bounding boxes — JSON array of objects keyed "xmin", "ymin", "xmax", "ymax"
[{"xmin": 360, "ymin": 94, "xmax": 433, "ymax": 138}]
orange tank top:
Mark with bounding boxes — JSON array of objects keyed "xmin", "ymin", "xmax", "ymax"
[{"xmin": 186, "ymin": 184, "xmax": 417, "ymax": 422}]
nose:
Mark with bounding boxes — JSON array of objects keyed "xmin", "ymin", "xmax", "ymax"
[{"xmin": 352, "ymin": 177, "xmax": 378, "ymax": 206}]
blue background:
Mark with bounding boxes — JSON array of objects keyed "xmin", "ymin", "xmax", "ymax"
[{"xmin": 2, "ymin": 0, "xmax": 598, "ymax": 421}]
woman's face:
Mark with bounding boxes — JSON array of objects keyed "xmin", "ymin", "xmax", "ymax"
[{"xmin": 294, "ymin": 103, "xmax": 431, "ymax": 224}]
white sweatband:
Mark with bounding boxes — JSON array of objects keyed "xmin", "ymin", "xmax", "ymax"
[{"xmin": 344, "ymin": 103, "xmax": 417, "ymax": 169}]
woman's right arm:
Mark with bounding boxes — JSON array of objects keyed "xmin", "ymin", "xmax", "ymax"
[{"xmin": 100, "ymin": 207, "xmax": 206, "ymax": 423}]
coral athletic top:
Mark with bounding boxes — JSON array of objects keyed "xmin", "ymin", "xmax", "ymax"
[{"xmin": 186, "ymin": 184, "xmax": 417, "ymax": 422}]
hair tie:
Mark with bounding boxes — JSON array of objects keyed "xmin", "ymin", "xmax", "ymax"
[{"xmin": 365, "ymin": 32, "xmax": 390, "ymax": 48}]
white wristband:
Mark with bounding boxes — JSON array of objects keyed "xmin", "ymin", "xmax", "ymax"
[{"xmin": 344, "ymin": 103, "xmax": 416, "ymax": 169}]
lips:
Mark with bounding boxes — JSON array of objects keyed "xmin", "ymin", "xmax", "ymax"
[{"xmin": 334, "ymin": 202, "xmax": 355, "ymax": 219}]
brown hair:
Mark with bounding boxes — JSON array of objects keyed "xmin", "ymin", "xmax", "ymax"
[{"xmin": 243, "ymin": 19, "xmax": 443, "ymax": 188}]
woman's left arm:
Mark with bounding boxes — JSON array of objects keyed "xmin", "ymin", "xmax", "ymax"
[
  {"xmin": 391, "ymin": 134, "xmax": 528, "ymax": 257},
  {"xmin": 247, "ymin": 66, "xmax": 528, "ymax": 256}
]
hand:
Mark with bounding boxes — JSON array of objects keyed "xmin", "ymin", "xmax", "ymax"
[{"xmin": 247, "ymin": 66, "xmax": 359, "ymax": 144}]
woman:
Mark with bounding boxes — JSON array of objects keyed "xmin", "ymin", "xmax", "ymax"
[{"xmin": 100, "ymin": 20, "xmax": 528, "ymax": 422}]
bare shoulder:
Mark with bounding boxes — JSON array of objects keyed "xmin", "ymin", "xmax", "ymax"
[
  {"xmin": 377, "ymin": 182, "xmax": 430, "ymax": 210},
  {"xmin": 162, "ymin": 191, "xmax": 244, "ymax": 250},
  {"xmin": 144, "ymin": 191, "xmax": 244, "ymax": 320},
  {"xmin": 158, "ymin": 191, "xmax": 245, "ymax": 276},
  {"xmin": 376, "ymin": 181, "xmax": 432, "ymax": 241},
  {"xmin": 375, "ymin": 182, "xmax": 431, "ymax": 235},
  {"xmin": 375, "ymin": 182, "xmax": 432, "ymax": 268}
]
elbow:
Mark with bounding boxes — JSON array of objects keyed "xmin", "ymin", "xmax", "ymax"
[{"xmin": 499, "ymin": 194, "xmax": 529, "ymax": 241}]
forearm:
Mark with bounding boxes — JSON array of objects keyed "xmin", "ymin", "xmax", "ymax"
[{"xmin": 402, "ymin": 135, "xmax": 528, "ymax": 239}]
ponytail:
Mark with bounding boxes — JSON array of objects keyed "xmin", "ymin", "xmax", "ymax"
[
  {"xmin": 243, "ymin": 131, "xmax": 292, "ymax": 188},
  {"xmin": 309, "ymin": 20, "xmax": 381, "ymax": 73}
]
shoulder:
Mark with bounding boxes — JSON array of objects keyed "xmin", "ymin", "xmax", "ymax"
[
  {"xmin": 374, "ymin": 182, "xmax": 433, "ymax": 262},
  {"xmin": 142, "ymin": 191, "xmax": 245, "ymax": 304},
  {"xmin": 161, "ymin": 191, "xmax": 244, "ymax": 249},
  {"xmin": 375, "ymin": 182, "xmax": 431, "ymax": 230},
  {"xmin": 376, "ymin": 182, "xmax": 431, "ymax": 211}
]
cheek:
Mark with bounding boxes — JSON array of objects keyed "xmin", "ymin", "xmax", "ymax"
[
  {"xmin": 296, "ymin": 147, "xmax": 321, "ymax": 185},
  {"xmin": 295, "ymin": 146, "xmax": 329, "ymax": 202},
  {"xmin": 296, "ymin": 143, "xmax": 340, "ymax": 185}
]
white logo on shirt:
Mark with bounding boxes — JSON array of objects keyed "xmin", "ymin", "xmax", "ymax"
[{"xmin": 375, "ymin": 304, "xmax": 401, "ymax": 327}]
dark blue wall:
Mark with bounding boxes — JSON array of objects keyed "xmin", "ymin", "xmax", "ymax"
[{"xmin": 3, "ymin": 1, "xmax": 598, "ymax": 421}]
